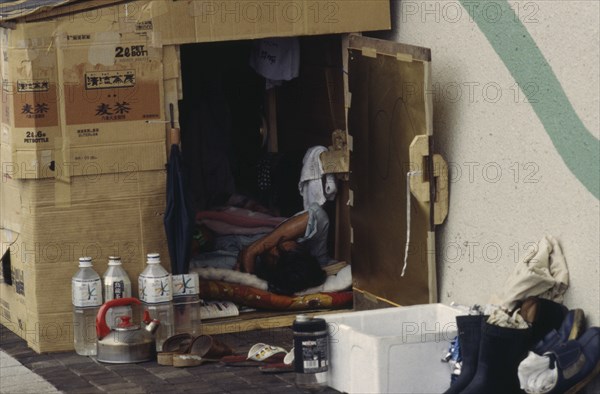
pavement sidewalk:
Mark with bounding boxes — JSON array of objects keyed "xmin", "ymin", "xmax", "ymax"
[
  {"xmin": 0, "ymin": 324, "xmax": 338, "ymax": 394},
  {"xmin": 0, "ymin": 350, "xmax": 61, "ymax": 394}
]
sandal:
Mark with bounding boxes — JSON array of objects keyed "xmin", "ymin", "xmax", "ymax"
[
  {"xmin": 172, "ymin": 335, "xmax": 233, "ymax": 368},
  {"xmin": 259, "ymin": 350, "xmax": 295, "ymax": 374},
  {"xmin": 157, "ymin": 333, "xmax": 194, "ymax": 366},
  {"xmin": 221, "ymin": 343, "xmax": 294, "ymax": 372}
]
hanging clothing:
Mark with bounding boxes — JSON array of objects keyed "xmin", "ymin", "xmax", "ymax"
[
  {"xmin": 298, "ymin": 146, "xmax": 337, "ymax": 210},
  {"xmin": 250, "ymin": 37, "xmax": 300, "ymax": 88}
]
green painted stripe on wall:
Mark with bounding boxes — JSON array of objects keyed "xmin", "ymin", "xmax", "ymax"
[{"xmin": 459, "ymin": 0, "xmax": 600, "ymax": 199}]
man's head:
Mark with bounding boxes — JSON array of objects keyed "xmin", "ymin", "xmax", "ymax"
[{"xmin": 256, "ymin": 246, "xmax": 327, "ymax": 295}]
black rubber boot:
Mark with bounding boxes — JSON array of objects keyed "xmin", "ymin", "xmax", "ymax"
[
  {"xmin": 443, "ymin": 315, "xmax": 487, "ymax": 394},
  {"xmin": 461, "ymin": 322, "xmax": 531, "ymax": 394}
]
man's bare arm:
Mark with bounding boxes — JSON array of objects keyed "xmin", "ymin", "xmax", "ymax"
[{"xmin": 236, "ymin": 212, "xmax": 309, "ymax": 273}]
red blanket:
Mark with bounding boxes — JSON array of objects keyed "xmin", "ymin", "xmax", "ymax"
[{"xmin": 198, "ymin": 280, "xmax": 352, "ymax": 310}]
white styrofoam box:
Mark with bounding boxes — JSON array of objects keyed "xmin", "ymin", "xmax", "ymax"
[{"xmin": 319, "ymin": 303, "xmax": 461, "ymax": 394}]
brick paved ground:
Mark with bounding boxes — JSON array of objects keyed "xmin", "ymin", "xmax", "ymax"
[{"xmin": 0, "ymin": 324, "xmax": 339, "ymax": 394}]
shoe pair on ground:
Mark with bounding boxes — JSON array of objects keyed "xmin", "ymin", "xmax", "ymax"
[
  {"xmin": 444, "ymin": 297, "xmax": 599, "ymax": 394},
  {"xmin": 158, "ymin": 336, "xmax": 294, "ymax": 372},
  {"xmin": 158, "ymin": 333, "xmax": 233, "ymax": 367},
  {"xmin": 519, "ymin": 307, "xmax": 600, "ymax": 394}
]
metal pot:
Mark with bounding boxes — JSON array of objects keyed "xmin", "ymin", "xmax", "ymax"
[{"xmin": 96, "ymin": 297, "xmax": 160, "ymax": 364}]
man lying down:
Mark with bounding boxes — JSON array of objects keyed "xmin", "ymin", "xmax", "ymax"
[{"xmin": 190, "ymin": 203, "xmax": 331, "ymax": 295}]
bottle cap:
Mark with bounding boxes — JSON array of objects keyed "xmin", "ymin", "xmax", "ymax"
[
  {"xmin": 78, "ymin": 257, "xmax": 93, "ymax": 267},
  {"xmin": 108, "ymin": 256, "xmax": 122, "ymax": 266},
  {"xmin": 293, "ymin": 316, "xmax": 327, "ymax": 333},
  {"xmin": 147, "ymin": 253, "xmax": 160, "ymax": 264}
]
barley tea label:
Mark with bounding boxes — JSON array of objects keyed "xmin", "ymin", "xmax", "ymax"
[
  {"xmin": 172, "ymin": 273, "xmax": 199, "ymax": 296},
  {"xmin": 72, "ymin": 278, "xmax": 102, "ymax": 307},
  {"xmin": 138, "ymin": 273, "xmax": 171, "ymax": 303}
]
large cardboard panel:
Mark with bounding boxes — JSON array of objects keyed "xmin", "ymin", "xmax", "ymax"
[
  {"xmin": 1, "ymin": 168, "xmax": 170, "ymax": 352},
  {"xmin": 347, "ymin": 36, "xmax": 433, "ymax": 306},
  {"xmin": 24, "ymin": 311, "xmax": 74, "ymax": 353},
  {"xmin": 55, "ymin": 34, "xmax": 166, "ymax": 179},
  {"xmin": 1, "ymin": 229, "xmax": 32, "ymax": 344},
  {"xmin": 1, "ymin": 231, "xmax": 74, "ymax": 353},
  {"xmin": 53, "ymin": 1, "xmax": 157, "ymax": 40},
  {"xmin": 1, "ymin": 23, "xmax": 61, "ymax": 180},
  {"xmin": 150, "ymin": 0, "xmax": 391, "ymax": 45},
  {"xmin": 2, "ymin": 170, "xmax": 168, "ymax": 264}
]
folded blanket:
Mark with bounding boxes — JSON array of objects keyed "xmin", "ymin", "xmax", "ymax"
[
  {"xmin": 190, "ymin": 265, "xmax": 352, "ymax": 296},
  {"xmin": 201, "ymin": 219, "xmax": 274, "ymax": 236},
  {"xmin": 197, "ymin": 207, "xmax": 287, "ymax": 228},
  {"xmin": 197, "ymin": 280, "xmax": 353, "ymax": 310}
]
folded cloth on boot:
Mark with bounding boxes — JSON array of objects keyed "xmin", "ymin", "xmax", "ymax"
[
  {"xmin": 490, "ymin": 235, "xmax": 569, "ymax": 311},
  {"xmin": 299, "ymin": 146, "xmax": 337, "ymax": 210},
  {"xmin": 487, "ymin": 308, "xmax": 530, "ymax": 329}
]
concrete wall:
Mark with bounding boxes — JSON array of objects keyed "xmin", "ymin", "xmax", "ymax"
[{"xmin": 379, "ymin": 0, "xmax": 599, "ymax": 323}]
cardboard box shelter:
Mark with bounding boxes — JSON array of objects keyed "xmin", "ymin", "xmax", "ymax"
[{"xmin": 1, "ymin": 0, "xmax": 448, "ymax": 352}]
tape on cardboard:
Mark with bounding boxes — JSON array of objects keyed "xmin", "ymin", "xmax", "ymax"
[
  {"xmin": 350, "ymin": 227, "xmax": 354, "ymax": 244},
  {"xmin": 427, "ymin": 231, "xmax": 437, "ymax": 303},
  {"xmin": 345, "ymin": 91, "xmax": 352, "ymax": 109},
  {"xmin": 347, "ymin": 189, "xmax": 354, "ymax": 206},
  {"xmin": 54, "ymin": 177, "xmax": 72, "ymax": 208},
  {"xmin": 347, "ymin": 134, "xmax": 353, "ymax": 152},
  {"xmin": 424, "ymin": 62, "xmax": 433, "ymax": 136},
  {"xmin": 396, "ymin": 53, "xmax": 413, "ymax": 62},
  {"xmin": 361, "ymin": 47, "xmax": 377, "ymax": 58}
]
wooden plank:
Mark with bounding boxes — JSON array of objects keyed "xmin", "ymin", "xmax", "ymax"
[{"xmin": 199, "ymin": 309, "xmax": 352, "ymax": 336}]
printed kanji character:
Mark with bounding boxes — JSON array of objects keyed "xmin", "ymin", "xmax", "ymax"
[
  {"xmin": 124, "ymin": 73, "xmax": 135, "ymax": 84},
  {"xmin": 181, "ymin": 277, "xmax": 193, "ymax": 294},
  {"xmin": 159, "ymin": 280, "xmax": 169, "ymax": 296},
  {"xmin": 95, "ymin": 103, "xmax": 113, "ymax": 116},
  {"xmin": 87, "ymin": 76, "xmax": 99, "ymax": 87},
  {"xmin": 114, "ymin": 101, "xmax": 131, "ymax": 115},
  {"xmin": 21, "ymin": 103, "xmax": 33, "ymax": 114},
  {"xmin": 34, "ymin": 103, "xmax": 49, "ymax": 114},
  {"xmin": 87, "ymin": 284, "xmax": 96, "ymax": 300},
  {"xmin": 112, "ymin": 75, "xmax": 123, "ymax": 84}
]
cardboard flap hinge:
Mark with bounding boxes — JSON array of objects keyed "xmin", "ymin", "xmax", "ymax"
[
  {"xmin": 320, "ymin": 129, "xmax": 350, "ymax": 174},
  {"xmin": 361, "ymin": 47, "xmax": 377, "ymax": 58},
  {"xmin": 408, "ymin": 135, "xmax": 449, "ymax": 225},
  {"xmin": 396, "ymin": 53, "xmax": 413, "ymax": 62}
]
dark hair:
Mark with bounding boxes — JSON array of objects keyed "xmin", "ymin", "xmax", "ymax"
[{"xmin": 255, "ymin": 245, "xmax": 327, "ymax": 296}]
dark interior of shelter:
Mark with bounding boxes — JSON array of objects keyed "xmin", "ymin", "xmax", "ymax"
[{"xmin": 178, "ymin": 36, "xmax": 346, "ymax": 255}]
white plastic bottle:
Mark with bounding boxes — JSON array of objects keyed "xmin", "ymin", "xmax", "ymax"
[
  {"xmin": 102, "ymin": 256, "xmax": 132, "ymax": 328},
  {"xmin": 138, "ymin": 253, "xmax": 174, "ymax": 351},
  {"xmin": 72, "ymin": 257, "xmax": 102, "ymax": 356}
]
